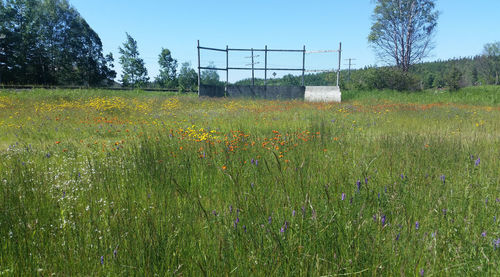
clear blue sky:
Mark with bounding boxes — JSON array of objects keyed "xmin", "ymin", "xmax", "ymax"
[{"xmin": 70, "ymin": 0, "xmax": 500, "ymax": 83}]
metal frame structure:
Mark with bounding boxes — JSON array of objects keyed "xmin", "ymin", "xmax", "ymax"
[{"xmin": 197, "ymin": 40, "xmax": 342, "ymax": 95}]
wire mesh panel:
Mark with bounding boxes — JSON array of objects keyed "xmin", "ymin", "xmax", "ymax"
[{"xmin": 197, "ymin": 40, "xmax": 342, "ymax": 99}]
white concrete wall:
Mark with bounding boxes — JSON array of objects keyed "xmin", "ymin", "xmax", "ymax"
[{"xmin": 304, "ymin": 86, "xmax": 341, "ymax": 102}]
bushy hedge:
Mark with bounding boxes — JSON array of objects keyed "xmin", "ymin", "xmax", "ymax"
[{"xmin": 351, "ymin": 67, "xmax": 421, "ymax": 91}]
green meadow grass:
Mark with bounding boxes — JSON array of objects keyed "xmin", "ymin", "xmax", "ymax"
[{"xmin": 0, "ymin": 88, "xmax": 499, "ymax": 275}]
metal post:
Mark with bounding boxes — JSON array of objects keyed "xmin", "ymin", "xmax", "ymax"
[
  {"xmin": 197, "ymin": 40, "xmax": 201, "ymax": 96},
  {"xmin": 302, "ymin": 45, "xmax": 306, "ymax": 86},
  {"xmin": 226, "ymin": 45, "xmax": 229, "ymax": 93},
  {"xmin": 337, "ymin": 42, "xmax": 342, "ymax": 87},
  {"xmin": 251, "ymin": 48, "xmax": 255, "ymax": 86},
  {"xmin": 264, "ymin": 45, "xmax": 267, "ymax": 86}
]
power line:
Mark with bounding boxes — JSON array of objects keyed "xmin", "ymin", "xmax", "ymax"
[{"xmin": 344, "ymin": 58, "xmax": 356, "ymax": 82}]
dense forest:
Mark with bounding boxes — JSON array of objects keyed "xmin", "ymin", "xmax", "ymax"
[{"xmin": 1, "ymin": 0, "xmax": 499, "ymax": 92}]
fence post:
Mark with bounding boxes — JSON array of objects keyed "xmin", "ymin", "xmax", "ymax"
[
  {"xmin": 197, "ymin": 40, "xmax": 201, "ymax": 96},
  {"xmin": 337, "ymin": 42, "xmax": 342, "ymax": 87},
  {"xmin": 302, "ymin": 45, "xmax": 306, "ymax": 86},
  {"xmin": 251, "ymin": 48, "xmax": 255, "ymax": 86},
  {"xmin": 226, "ymin": 45, "xmax": 229, "ymax": 95},
  {"xmin": 264, "ymin": 45, "xmax": 267, "ymax": 86}
]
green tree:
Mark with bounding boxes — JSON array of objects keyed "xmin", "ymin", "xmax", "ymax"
[
  {"xmin": 282, "ymin": 74, "xmax": 300, "ymax": 85},
  {"xmin": 470, "ymin": 67, "xmax": 478, "ymax": 86},
  {"xmin": 368, "ymin": 0, "xmax": 439, "ymax": 72},
  {"xmin": 445, "ymin": 67, "xmax": 463, "ymax": 91},
  {"xmin": 201, "ymin": 62, "xmax": 220, "ymax": 85},
  {"xmin": 155, "ymin": 48, "xmax": 177, "ymax": 88},
  {"xmin": 481, "ymin": 42, "xmax": 500, "ymax": 85},
  {"xmin": 178, "ymin": 62, "xmax": 198, "ymax": 91},
  {"xmin": 118, "ymin": 33, "xmax": 149, "ymax": 87},
  {"xmin": 0, "ymin": 0, "xmax": 115, "ymax": 85}
]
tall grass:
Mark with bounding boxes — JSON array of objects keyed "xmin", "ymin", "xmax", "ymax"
[
  {"xmin": 342, "ymin": 85, "xmax": 500, "ymax": 106},
  {"xmin": 0, "ymin": 88, "xmax": 499, "ymax": 275}
]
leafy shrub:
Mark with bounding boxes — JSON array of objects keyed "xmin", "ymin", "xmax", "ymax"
[{"xmin": 354, "ymin": 67, "xmax": 421, "ymax": 91}]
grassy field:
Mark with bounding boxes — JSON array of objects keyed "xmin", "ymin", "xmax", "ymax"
[{"xmin": 0, "ymin": 87, "xmax": 499, "ymax": 275}]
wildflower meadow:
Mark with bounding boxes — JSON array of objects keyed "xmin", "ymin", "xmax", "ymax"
[{"xmin": 0, "ymin": 87, "xmax": 499, "ymax": 275}]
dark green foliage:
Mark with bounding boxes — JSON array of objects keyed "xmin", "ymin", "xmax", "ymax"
[
  {"xmin": 155, "ymin": 48, "xmax": 177, "ymax": 88},
  {"xmin": 481, "ymin": 42, "xmax": 500, "ymax": 85},
  {"xmin": 0, "ymin": 0, "xmax": 115, "ymax": 86},
  {"xmin": 432, "ymin": 74, "xmax": 445, "ymax": 88},
  {"xmin": 445, "ymin": 67, "xmax": 463, "ymax": 91},
  {"xmin": 118, "ymin": 33, "xmax": 149, "ymax": 87},
  {"xmin": 178, "ymin": 62, "xmax": 198, "ymax": 92},
  {"xmin": 346, "ymin": 67, "xmax": 420, "ymax": 91},
  {"xmin": 201, "ymin": 62, "xmax": 222, "ymax": 86}
]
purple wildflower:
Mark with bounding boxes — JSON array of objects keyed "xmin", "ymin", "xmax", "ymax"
[
  {"xmin": 292, "ymin": 210, "xmax": 296, "ymax": 217},
  {"xmin": 100, "ymin": 256, "xmax": 104, "ymax": 265},
  {"xmin": 442, "ymin": 209, "xmax": 447, "ymax": 216},
  {"xmin": 235, "ymin": 217, "xmax": 239, "ymax": 224},
  {"xmin": 373, "ymin": 214, "xmax": 377, "ymax": 221},
  {"xmin": 62, "ymin": 191, "xmax": 66, "ymax": 198},
  {"xmin": 440, "ymin": 175, "xmax": 446, "ymax": 184},
  {"xmin": 378, "ymin": 193, "xmax": 380, "ymax": 199},
  {"xmin": 341, "ymin": 193, "xmax": 346, "ymax": 201},
  {"xmin": 482, "ymin": 231, "xmax": 487, "ymax": 237},
  {"xmin": 255, "ymin": 160, "xmax": 258, "ymax": 166},
  {"xmin": 494, "ymin": 238, "xmax": 500, "ymax": 249},
  {"xmin": 356, "ymin": 180, "xmax": 361, "ymax": 191},
  {"xmin": 251, "ymin": 182, "xmax": 254, "ymax": 189},
  {"xmin": 396, "ymin": 233, "xmax": 400, "ymax": 241},
  {"xmin": 420, "ymin": 268, "xmax": 424, "ymax": 276},
  {"xmin": 251, "ymin": 158, "xmax": 254, "ymax": 164},
  {"xmin": 229, "ymin": 205, "xmax": 233, "ymax": 213},
  {"xmin": 470, "ymin": 154, "xmax": 474, "ymax": 160},
  {"xmin": 475, "ymin": 157, "xmax": 480, "ymax": 166},
  {"xmin": 268, "ymin": 216, "xmax": 272, "ymax": 224},
  {"xmin": 415, "ymin": 221, "xmax": 420, "ymax": 230},
  {"xmin": 400, "ymin": 173, "xmax": 405, "ymax": 180},
  {"xmin": 280, "ymin": 227, "xmax": 285, "ymax": 233},
  {"xmin": 243, "ymin": 225, "xmax": 247, "ymax": 232},
  {"xmin": 364, "ymin": 177, "xmax": 368, "ymax": 185},
  {"xmin": 381, "ymin": 215, "xmax": 386, "ymax": 226}
]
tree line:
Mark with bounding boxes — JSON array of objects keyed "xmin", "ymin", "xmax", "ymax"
[{"xmin": 1, "ymin": 0, "xmax": 499, "ymax": 92}]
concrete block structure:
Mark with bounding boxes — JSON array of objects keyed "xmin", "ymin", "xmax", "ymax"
[{"xmin": 304, "ymin": 86, "xmax": 341, "ymax": 102}]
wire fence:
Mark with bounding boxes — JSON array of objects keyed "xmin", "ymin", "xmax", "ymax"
[{"xmin": 197, "ymin": 40, "xmax": 342, "ymax": 92}]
